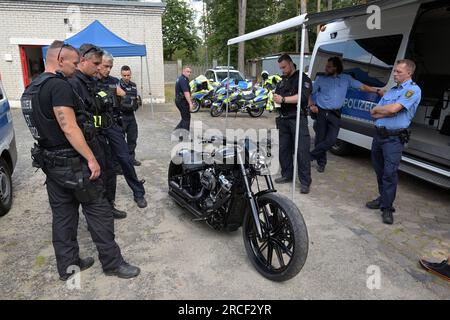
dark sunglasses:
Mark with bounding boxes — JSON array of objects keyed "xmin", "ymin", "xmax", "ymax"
[
  {"xmin": 57, "ymin": 43, "xmax": 71, "ymax": 61},
  {"xmin": 82, "ymin": 45, "xmax": 103, "ymax": 58}
]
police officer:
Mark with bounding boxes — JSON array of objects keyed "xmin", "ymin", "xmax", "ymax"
[
  {"xmin": 273, "ymin": 54, "xmax": 313, "ymax": 194},
  {"xmin": 20, "ymin": 40, "xmax": 140, "ymax": 280},
  {"xmin": 366, "ymin": 59, "xmax": 421, "ymax": 225},
  {"xmin": 119, "ymin": 65, "xmax": 141, "ymax": 166},
  {"xmin": 94, "ymin": 52, "xmax": 129, "ymax": 217},
  {"xmin": 309, "ymin": 56, "xmax": 383, "ymax": 173},
  {"xmin": 174, "ymin": 66, "xmax": 193, "ymax": 139},
  {"xmin": 72, "ymin": 46, "xmax": 147, "ymax": 209},
  {"xmin": 261, "ymin": 70, "xmax": 282, "ymax": 112},
  {"xmin": 261, "ymin": 70, "xmax": 281, "ymax": 91}
]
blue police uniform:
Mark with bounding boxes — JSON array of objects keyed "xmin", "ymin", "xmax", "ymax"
[
  {"xmin": 175, "ymin": 74, "xmax": 191, "ymax": 133},
  {"xmin": 310, "ymin": 74, "xmax": 363, "ymax": 169},
  {"xmin": 95, "ymin": 75, "xmax": 146, "ymax": 203},
  {"xmin": 371, "ymin": 79, "xmax": 421, "ymax": 216},
  {"xmin": 119, "ymin": 79, "xmax": 140, "ymax": 163}
]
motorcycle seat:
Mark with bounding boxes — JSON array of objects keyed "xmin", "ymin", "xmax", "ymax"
[{"xmin": 241, "ymin": 91, "xmax": 256, "ymax": 100}]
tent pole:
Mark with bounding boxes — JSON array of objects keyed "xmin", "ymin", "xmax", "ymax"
[
  {"xmin": 145, "ymin": 55, "xmax": 154, "ymax": 119},
  {"xmin": 292, "ymin": 23, "xmax": 307, "ymax": 200},
  {"xmin": 226, "ymin": 46, "xmax": 231, "ymax": 130},
  {"xmin": 140, "ymin": 56, "xmax": 143, "ymax": 100}
]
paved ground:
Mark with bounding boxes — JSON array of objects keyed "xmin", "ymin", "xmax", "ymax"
[{"xmin": 1, "ymin": 105, "xmax": 449, "ymax": 300}]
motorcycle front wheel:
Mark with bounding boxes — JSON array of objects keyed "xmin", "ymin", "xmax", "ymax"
[
  {"xmin": 243, "ymin": 192, "xmax": 309, "ymax": 282},
  {"xmin": 247, "ymin": 106, "xmax": 265, "ymax": 118},
  {"xmin": 191, "ymin": 100, "xmax": 201, "ymax": 113},
  {"xmin": 210, "ymin": 104, "xmax": 224, "ymax": 117}
]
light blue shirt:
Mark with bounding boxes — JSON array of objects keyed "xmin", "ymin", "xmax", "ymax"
[
  {"xmin": 312, "ymin": 73, "xmax": 363, "ymax": 110},
  {"xmin": 375, "ymin": 79, "xmax": 421, "ymax": 130}
]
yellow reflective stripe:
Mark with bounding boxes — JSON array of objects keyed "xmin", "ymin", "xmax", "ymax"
[
  {"xmin": 93, "ymin": 116, "xmax": 102, "ymax": 128},
  {"xmin": 97, "ymin": 91, "xmax": 108, "ymax": 98}
]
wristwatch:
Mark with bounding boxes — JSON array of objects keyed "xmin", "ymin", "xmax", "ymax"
[{"xmin": 282, "ymin": 96, "xmax": 286, "ymax": 104}]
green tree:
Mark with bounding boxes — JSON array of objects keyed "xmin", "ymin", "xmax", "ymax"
[
  {"xmin": 203, "ymin": 0, "xmax": 371, "ymax": 64},
  {"xmin": 204, "ymin": 0, "xmax": 276, "ymax": 65},
  {"xmin": 162, "ymin": 0, "xmax": 200, "ymax": 61}
]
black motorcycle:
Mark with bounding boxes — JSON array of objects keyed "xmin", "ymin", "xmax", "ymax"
[{"xmin": 168, "ymin": 136, "xmax": 309, "ymax": 281}]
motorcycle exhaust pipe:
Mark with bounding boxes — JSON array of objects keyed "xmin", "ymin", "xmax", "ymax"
[{"xmin": 169, "ymin": 181, "xmax": 205, "ymax": 202}]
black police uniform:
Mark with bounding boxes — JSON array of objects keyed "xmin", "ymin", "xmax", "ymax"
[
  {"xmin": 21, "ymin": 72, "xmax": 124, "ymax": 278},
  {"xmin": 175, "ymin": 74, "xmax": 191, "ymax": 132},
  {"xmin": 275, "ymin": 70, "xmax": 313, "ymax": 188},
  {"xmin": 119, "ymin": 79, "xmax": 139, "ymax": 162},
  {"xmin": 95, "ymin": 75, "xmax": 122, "ymax": 172},
  {"xmin": 72, "ymin": 73, "xmax": 146, "ymax": 203},
  {"xmin": 69, "ymin": 71, "xmax": 118, "ymax": 204}
]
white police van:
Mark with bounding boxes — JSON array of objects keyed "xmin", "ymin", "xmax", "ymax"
[
  {"xmin": 0, "ymin": 73, "xmax": 17, "ymax": 216},
  {"xmin": 309, "ymin": 0, "xmax": 450, "ymax": 189}
]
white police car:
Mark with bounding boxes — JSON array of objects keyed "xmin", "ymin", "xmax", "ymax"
[
  {"xmin": 204, "ymin": 66, "xmax": 246, "ymax": 83},
  {"xmin": 0, "ymin": 73, "xmax": 17, "ymax": 216}
]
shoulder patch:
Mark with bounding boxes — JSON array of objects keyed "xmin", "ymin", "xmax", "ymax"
[{"xmin": 405, "ymin": 90, "xmax": 414, "ymax": 98}]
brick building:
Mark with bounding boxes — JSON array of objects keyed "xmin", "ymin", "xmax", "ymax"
[{"xmin": 0, "ymin": 0, "xmax": 166, "ymax": 104}]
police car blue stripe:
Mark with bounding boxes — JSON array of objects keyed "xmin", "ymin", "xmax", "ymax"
[{"xmin": 342, "ymin": 88, "xmax": 381, "ymax": 122}]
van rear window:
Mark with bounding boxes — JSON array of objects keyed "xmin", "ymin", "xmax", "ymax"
[{"xmin": 312, "ymin": 34, "xmax": 403, "ymax": 87}]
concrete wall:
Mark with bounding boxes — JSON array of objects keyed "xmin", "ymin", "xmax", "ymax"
[
  {"xmin": 164, "ymin": 61, "xmax": 179, "ymax": 84},
  {"xmin": 0, "ymin": 0, "xmax": 165, "ymax": 104}
]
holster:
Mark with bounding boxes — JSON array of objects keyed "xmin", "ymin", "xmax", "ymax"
[
  {"xmin": 31, "ymin": 143, "xmax": 45, "ymax": 169},
  {"xmin": 63, "ymin": 157, "xmax": 102, "ymax": 203},
  {"xmin": 399, "ymin": 129, "xmax": 411, "ymax": 144},
  {"xmin": 309, "ymin": 108, "xmax": 318, "ymax": 120}
]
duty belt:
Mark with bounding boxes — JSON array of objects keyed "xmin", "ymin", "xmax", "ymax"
[
  {"xmin": 375, "ymin": 126, "xmax": 408, "ymax": 137},
  {"xmin": 278, "ymin": 111, "xmax": 307, "ymax": 119},
  {"xmin": 43, "ymin": 149, "xmax": 81, "ymax": 167},
  {"xmin": 318, "ymin": 106, "xmax": 341, "ymax": 117}
]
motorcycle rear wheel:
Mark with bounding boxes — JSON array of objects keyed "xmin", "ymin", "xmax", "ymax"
[
  {"xmin": 243, "ymin": 192, "xmax": 308, "ymax": 282},
  {"xmin": 191, "ymin": 100, "xmax": 201, "ymax": 113},
  {"xmin": 210, "ymin": 105, "xmax": 224, "ymax": 117},
  {"xmin": 247, "ymin": 107, "xmax": 265, "ymax": 118}
]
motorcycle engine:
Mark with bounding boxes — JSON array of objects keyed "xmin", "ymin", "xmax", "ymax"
[
  {"xmin": 199, "ymin": 168, "xmax": 233, "ymax": 214},
  {"xmin": 200, "ymin": 168, "xmax": 216, "ymax": 190}
]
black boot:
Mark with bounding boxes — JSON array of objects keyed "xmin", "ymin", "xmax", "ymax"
[
  {"xmin": 111, "ymin": 202, "xmax": 127, "ymax": 219},
  {"xmin": 59, "ymin": 257, "xmax": 95, "ymax": 281},
  {"xmin": 366, "ymin": 198, "xmax": 381, "ymax": 210},
  {"xmin": 134, "ymin": 197, "xmax": 147, "ymax": 208},
  {"xmin": 382, "ymin": 209, "xmax": 394, "ymax": 225},
  {"xmin": 104, "ymin": 262, "xmax": 141, "ymax": 279},
  {"xmin": 274, "ymin": 176, "xmax": 292, "ymax": 184}
]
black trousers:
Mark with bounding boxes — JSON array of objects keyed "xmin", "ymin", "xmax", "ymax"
[
  {"xmin": 122, "ymin": 113, "xmax": 138, "ymax": 162},
  {"xmin": 175, "ymin": 98, "xmax": 191, "ymax": 132},
  {"xmin": 44, "ymin": 161, "xmax": 124, "ymax": 277},
  {"xmin": 277, "ymin": 116, "xmax": 312, "ymax": 187},
  {"xmin": 104, "ymin": 124, "xmax": 145, "ymax": 199},
  {"xmin": 94, "ymin": 134, "xmax": 117, "ymax": 203},
  {"xmin": 310, "ymin": 107, "xmax": 341, "ymax": 167}
]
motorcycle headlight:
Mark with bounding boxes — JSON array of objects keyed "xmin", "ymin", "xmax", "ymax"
[{"xmin": 250, "ymin": 150, "xmax": 271, "ymax": 173}]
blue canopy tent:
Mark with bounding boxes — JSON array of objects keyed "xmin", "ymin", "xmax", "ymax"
[{"xmin": 43, "ymin": 20, "xmax": 153, "ymax": 115}]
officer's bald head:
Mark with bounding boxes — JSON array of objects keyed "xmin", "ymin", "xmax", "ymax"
[
  {"xmin": 46, "ymin": 40, "xmax": 78, "ymax": 61},
  {"xmin": 45, "ymin": 40, "xmax": 79, "ymax": 77},
  {"xmin": 182, "ymin": 66, "xmax": 192, "ymax": 78}
]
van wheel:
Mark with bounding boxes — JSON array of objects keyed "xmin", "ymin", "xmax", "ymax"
[
  {"xmin": 0, "ymin": 158, "xmax": 13, "ymax": 217},
  {"xmin": 330, "ymin": 139, "xmax": 353, "ymax": 156}
]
